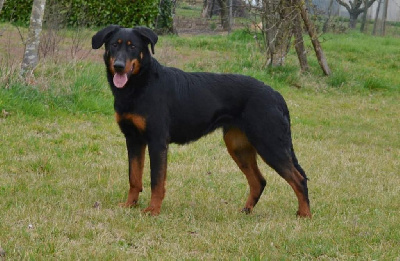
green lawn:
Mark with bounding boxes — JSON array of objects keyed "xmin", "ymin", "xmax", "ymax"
[{"xmin": 0, "ymin": 27, "xmax": 399, "ymax": 259}]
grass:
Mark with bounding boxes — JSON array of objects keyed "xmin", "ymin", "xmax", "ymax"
[{"xmin": 0, "ymin": 24, "xmax": 399, "ymax": 259}]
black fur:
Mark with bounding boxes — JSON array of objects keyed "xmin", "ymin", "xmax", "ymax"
[{"xmin": 92, "ymin": 26, "xmax": 311, "ymax": 217}]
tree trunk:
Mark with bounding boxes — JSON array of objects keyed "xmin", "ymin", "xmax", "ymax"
[
  {"xmin": 349, "ymin": 12, "xmax": 359, "ymax": 28},
  {"xmin": 381, "ymin": 0, "xmax": 389, "ymax": 36},
  {"xmin": 0, "ymin": 0, "xmax": 6, "ymax": 14},
  {"xmin": 297, "ymin": 0, "xmax": 331, "ymax": 75},
  {"xmin": 360, "ymin": 0, "xmax": 369, "ymax": 32},
  {"xmin": 20, "ymin": 0, "xmax": 46, "ymax": 77},
  {"xmin": 218, "ymin": 0, "xmax": 230, "ymax": 30},
  {"xmin": 209, "ymin": 0, "xmax": 215, "ymax": 18},
  {"xmin": 323, "ymin": 0, "xmax": 335, "ymax": 33},
  {"xmin": 229, "ymin": 0, "xmax": 233, "ymax": 31},
  {"xmin": 372, "ymin": 0, "xmax": 382, "ymax": 35},
  {"xmin": 292, "ymin": 10, "xmax": 309, "ymax": 72},
  {"xmin": 202, "ymin": 0, "xmax": 209, "ymax": 18}
]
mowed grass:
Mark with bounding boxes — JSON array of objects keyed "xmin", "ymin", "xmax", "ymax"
[{"xmin": 0, "ymin": 27, "xmax": 400, "ymax": 259}]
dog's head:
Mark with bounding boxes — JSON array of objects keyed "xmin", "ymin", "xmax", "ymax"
[{"xmin": 92, "ymin": 25, "xmax": 158, "ymax": 88}]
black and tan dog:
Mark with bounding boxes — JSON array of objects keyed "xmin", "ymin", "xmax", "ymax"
[{"xmin": 92, "ymin": 25, "xmax": 311, "ymax": 217}]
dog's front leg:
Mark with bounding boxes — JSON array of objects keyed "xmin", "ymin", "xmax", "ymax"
[
  {"xmin": 143, "ymin": 140, "xmax": 168, "ymax": 216},
  {"xmin": 119, "ymin": 136, "xmax": 146, "ymax": 208}
]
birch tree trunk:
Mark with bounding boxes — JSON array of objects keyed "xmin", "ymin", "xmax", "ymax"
[
  {"xmin": 20, "ymin": 0, "xmax": 46, "ymax": 77},
  {"xmin": 0, "ymin": 0, "xmax": 6, "ymax": 14}
]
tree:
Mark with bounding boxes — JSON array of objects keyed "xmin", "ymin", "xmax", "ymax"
[
  {"xmin": 372, "ymin": 0, "xmax": 382, "ymax": 34},
  {"xmin": 292, "ymin": 7, "xmax": 309, "ymax": 72},
  {"xmin": 249, "ymin": 0, "xmax": 294, "ymax": 67},
  {"xmin": 247, "ymin": 0, "xmax": 329, "ymax": 75},
  {"xmin": 360, "ymin": 0, "xmax": 369, "ymax": 32},
  {"xmin": 20, "ymin": 0, "xmax": 46, "ymax": 77},
  {"xmin": 218, "ymin": 0, "xmax": 231, "ymax": 31},
  {"xmin": 0, "ymin": 0, "xmax": 6, "ymax": 14},
  {"xmin": 323, "ymin": 0, "xmax": 335, "ymax": 33},
  {"xmin": 155, "ymin": 0, "xmax": 176, "ymax": 34},
  {"xmin": 202, "ymin": 0, "xmax": 215, "ymax": 18},
  {"xmin": 295, "ymin": 0, "xmax": 330, "ymax": 75},
  {"xmin": 381, "ymin": 0, "xmax": 389, "ymax": 35},
  {"xmin": 372, "ymin": 0, "xmax": 388, "ymax": 36},
  {"xmin": 336, "ymin": 0, "xmax": 376, "ymax": 28}
]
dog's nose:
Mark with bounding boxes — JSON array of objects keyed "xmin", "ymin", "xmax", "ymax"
[{"xmin": 113, "ymin": 60, "xmax": 125, "ymax": 72}]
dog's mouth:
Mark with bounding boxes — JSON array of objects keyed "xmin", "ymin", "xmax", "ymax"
[
  {"xmin": 113, "ymin": 72, "xmax": 129, "ymax": 88},
  {"xmin": 112, "ymin": 60, "xmax": 140, "ymax": 88},
  {"xmin": 113, "ymin": 64, "xmax": 135, "ymax": 88}
]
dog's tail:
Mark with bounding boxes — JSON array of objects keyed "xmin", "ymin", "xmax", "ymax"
[
  {"xmin": 280, "ymin": 95, "xmax": 308, "ymax": 181},
  {"xmin": 291, "ymin": 143, "xmax": 308, "ymax": 180}
]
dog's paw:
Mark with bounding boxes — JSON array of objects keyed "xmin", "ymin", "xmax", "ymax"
[
  {"xmin": 143, "ymin": 206, "xmax": 161, "ymax": 216},
  {"xmin": 296, "ymin": 210, "xmax": 312, "ymax": 218},
  {"xmin": 241, "ymin": 207, "xmax": 252, "ymax": 214}
]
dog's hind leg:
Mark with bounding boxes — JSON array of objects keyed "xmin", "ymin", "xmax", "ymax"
[
  {"xmin": 242, "ymin": 103, "xmax": 311, "ymax": 217},
  {"xmin": 223, "ymin": 127, "xmax": 266, "ymax": 214},
  {"xmin": 249, "ymin": 136, "xmax": 311, "ymax": 218},
  {"xmin": 275, "ymin": 163, "xmax": 311, "ymax": 218},
  {"xmin": 253, "ymin": 142, "xmax": 311, "ymax": 217}
]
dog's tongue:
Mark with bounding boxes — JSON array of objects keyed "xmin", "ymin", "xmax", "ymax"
[{"xmin": 113, "ymin": 73, "xmax": 128, "ymax": 88}]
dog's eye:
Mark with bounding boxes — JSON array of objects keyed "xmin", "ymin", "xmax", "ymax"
[
  {"xmin": 131, "ymin": 45, "xmax": 136, "ymax": 49},
  {"xmin": 112, "ymin": 43, "xmax": 118, "ymax": 48}
]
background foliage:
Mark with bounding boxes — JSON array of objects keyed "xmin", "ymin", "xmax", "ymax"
[
  {"xmin": 155, "ymin": 0, "xmax": 175, "ymax": 34},
  {"xmin": 1, "ymin": 0, "xmax": 160, "ymax": 27}
]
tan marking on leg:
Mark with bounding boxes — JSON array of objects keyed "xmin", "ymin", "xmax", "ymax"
[
  {"xmin": 119, "ymin": 144, "xmax": 146, "ymax": 208},
  {"xmin": 143, "ymin": 151, "xmax": 167, "ymax": 216},
  {"xmin": 224, "ymin": 128, "xmax": 266, "ymax": 214},
  {"xmin": 284, "ymin": 167, "xmax": 311, "ymax": 218}
]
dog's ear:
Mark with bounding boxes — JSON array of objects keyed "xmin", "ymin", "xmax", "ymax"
[
  {"xmin": 134, "ymin": 26, "xmax": 158, "ymax": 55},
  {"xmin": 92, "ymin": 25, "xmax": 121, "ymax": 49}
]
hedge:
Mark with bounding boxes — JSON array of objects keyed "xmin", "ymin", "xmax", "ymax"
[{"xmin": 1, "ymin": 0, "xmax": 160, "ymax": 28}]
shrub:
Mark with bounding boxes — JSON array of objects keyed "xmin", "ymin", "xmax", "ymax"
[
  {"xmin": 155, "ymin": 0, "xmax": 175, "ymax": 34},
  {"xmin": 1, "ymin": 0, "xmax": 160, "ymax": 28}
]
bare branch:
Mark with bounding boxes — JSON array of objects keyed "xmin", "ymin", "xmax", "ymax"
[{"xmin": 336, "ymin": 0, "xmax": 351, "ymax": 12}]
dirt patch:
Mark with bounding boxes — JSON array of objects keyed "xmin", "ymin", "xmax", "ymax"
[
  {"xmin": 0, "ymin": 20, "xmax": 231, "ymax": 73},
  {"xmin": 0, "ymin": 25, "xmax": 101, "ymax": 66}
]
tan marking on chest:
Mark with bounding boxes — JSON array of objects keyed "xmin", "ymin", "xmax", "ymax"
[{"xmin": 116, "ymin": 112, "xmax": 146, "ymax": 132}]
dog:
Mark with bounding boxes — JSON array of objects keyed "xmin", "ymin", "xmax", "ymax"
[{"xmin": 92, "ymin": 25, "xmax": 311, "ymax": 217}]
